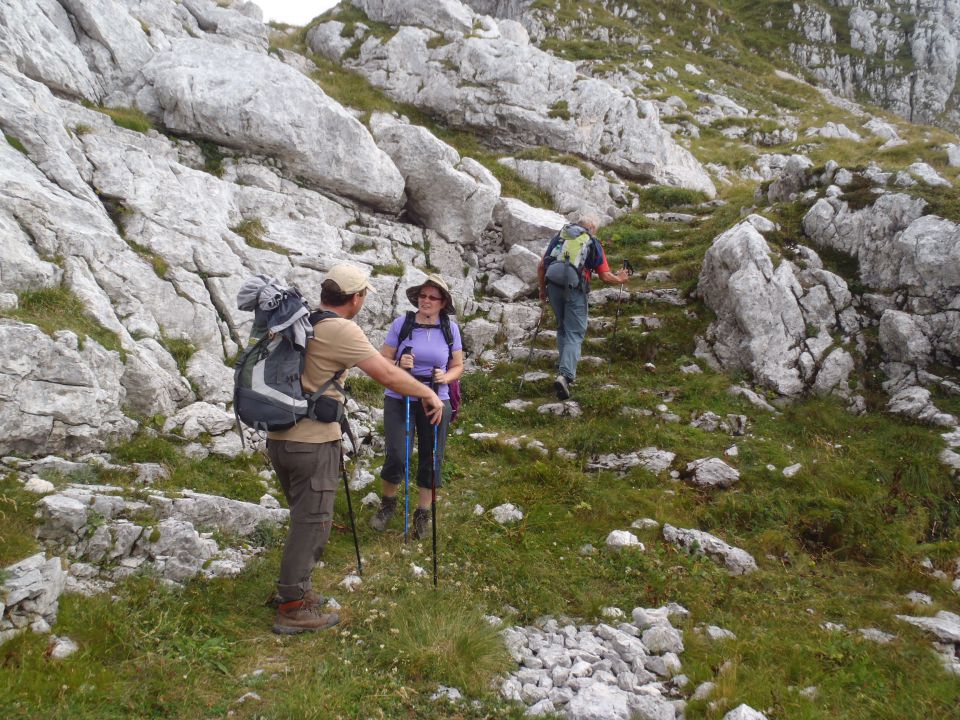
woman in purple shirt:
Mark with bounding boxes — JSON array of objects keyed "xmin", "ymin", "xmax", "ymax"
[{"xmin": 370, "ymin": 274, "xmax": 464, "ymax": 539}]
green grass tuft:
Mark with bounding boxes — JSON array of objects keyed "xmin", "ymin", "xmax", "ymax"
[
  {"xmin": 1, "ymin": 284, "xmax": 124, "ymax": 357},
  {"xmin": 4, "ymin": 133, "xmax": 27, "ymax": 155},
  {"xmin": 99, "ymin": 106, "xmax": 154, "ymax": 134},
  {"xmin": 373, "ymin": 592, "xmax": 512, "ymax": 696},
  {"xmin": 231, "ymin": 218, "xmax": 289, "ymax": 255},
  {"xmin": 373, "ymin": 263, "xmax": 404, "ymax": 277}
]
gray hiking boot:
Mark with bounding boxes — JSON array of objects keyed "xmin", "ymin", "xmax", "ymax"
[
  {"xmin": 272, "ymin": 599, "xmax": 340, "ymax": 635},
  {"xmin": 370, "ymin": 495, "xmax": 398, "ymax": 531},
  {"xmin": 554, "ymin": 374, "xmax": 571, "ymax": 400},
  {"xmin": 264, "ymin": 588, "xmax": 323, "ymax": 609},
  {"xmin": 412, "ymin": 507, "xmax": 430, "ymax": 540}
]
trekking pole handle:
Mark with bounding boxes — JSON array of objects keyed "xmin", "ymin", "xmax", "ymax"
[
  {"xmin": 622, "ymin": 259, "xmax": 635, "ymax": 275},
  {"xmin": 398, "ymin": 346, "xmax": 414, "ymax": 371}
]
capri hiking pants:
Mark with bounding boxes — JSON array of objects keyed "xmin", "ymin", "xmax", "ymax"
[{"xmin": 381, "ymin": 396, "xmax": 452, "ymax": 490}]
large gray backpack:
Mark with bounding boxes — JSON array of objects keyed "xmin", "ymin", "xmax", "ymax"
[{"xmin": 233, "ymin": 308, "xmax": 346, "ymax": 432}]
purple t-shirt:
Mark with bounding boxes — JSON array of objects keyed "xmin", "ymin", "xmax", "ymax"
[{"xmin": 383, "ymin": 314, "xmax": 463, "ymax": 401}]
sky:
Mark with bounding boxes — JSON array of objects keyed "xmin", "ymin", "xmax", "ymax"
[{"xmin": 255, "ymin": 0, "xmax": 338, "ymax": 26}]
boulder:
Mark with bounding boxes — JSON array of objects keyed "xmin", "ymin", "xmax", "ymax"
[
  {"xmin": 494, "ymin": 198, "xmax": 564, "ymax": 252},
  {"xmin": 128, "ymin": 39, "xmax": 405, "ymax": 211},
  {"xmin": 370, "ymin": 114, "xmax": 499, "ymax": 244},
  {"xmin": 684, "ymin": 458, "xmax": 740, "ymax": 488},
  {"xmin": 185, "ymin": 350, "xmax": 234, "ymax": 405},
  {"xmin": 121, "ymin": 340, "xmax": 194, "ymax": 416},
  {"xmin": 347, "ymin": 21, "xmax": 715, "ymax": 196},
  {"xmin": 461, "ymin": 317, "xmax": 500, "ymax": 355},
  {"xmin": 502, "ymin": 244, "xmax": 540, "ymax": 289},
  {"xmin": 0, "ymin": 321, "xmax": 135, "ymax": 457},
  {"xmin": 499, "ymin": 157, "xmax": 628, "ymax": 224},
  {"xmin": 351, "ymin": 0, "xmax": 475, "ymax": 34},
  {"xmin": 662, "ymin": 524, "xmax": 757, "ymax": 575},
  {"xmin": 162, "ymin": 402, "xmax": 234, "ymax": 438}
]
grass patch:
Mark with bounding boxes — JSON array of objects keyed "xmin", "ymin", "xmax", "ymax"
[
  {"xmin": 372, "ymin": 263, "xmax": 404, "ymax": 277},
  {"xmin": 1, "ymin": 284, "xmax": 124, "ymax": 356},
  {"xmin": 373, "ymin": 591, "xmax": 512, "ymax": 696},
  {"xmin": 639, "ymin": 185, "xmax": 709, "ymax": 211},
  {"xmin": 162, "ymin": 336, "xmax": 197, "ymax": 376},
  {"xmin": 230, "ymin": 218, "xmax": 289, "ymax": 255},
  {"xmin": 4, "ymin": 133, "xmax": 27, "ymax": 155},
  {"xmin": 0, "ymin": 474, "xmax": 40, "ymax": 566},
  {"xmin": 195, "ymin": 139, "xmax": 225, "ymax": 178},
  {"xmin": 98, "ymin": 106, "xmax": 154, "ymax": 134},
  {"xmin": 547, "ymin": 99, "xmax": 571, "ymax": 120},
  {"xmin": 125, "ymin": 239, "xmax": 169, "ymax": 278}
]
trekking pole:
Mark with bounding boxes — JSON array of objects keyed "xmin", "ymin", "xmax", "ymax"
[
  {"xmin": 430, "ymin": 368, "xmax": 441, "ymax": 588},
  {"xmin": 400, "ymin": 348, "xmax": 414, "ymax": 544},
  {"xmin": 340, "ymin": 455, "xmax": 363, "ymax": 576},
  {"xmin": 518, "ymin": 302, "xmax": 547, "ymax": 392},
  {"xmin": 611, "ymin": 259, "xmax": 634, "ymax": 341}
]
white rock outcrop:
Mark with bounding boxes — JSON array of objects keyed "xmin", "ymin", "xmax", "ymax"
[
  {"xmin": 662, "ymin": 524, "xmax": 757, "ymax": 575},
  {"xmin": 696, "ymin": 220, "xmax": 860, "ymax": 397},
  {"xmin": 330, "ymin": 1, "xmax": 715, "ymax": 196},
  {"xmin": 127, "ymin": 39, "xmax": 405, "ymax": 211}
]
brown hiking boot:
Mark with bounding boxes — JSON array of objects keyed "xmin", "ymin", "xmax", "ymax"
[
  {"xmin": 272, "ymin": 599, "xmax": 340, "ymax": 635},
  {"xmin": 370, "ymin": 495, "xmax": 398, "ymax": 532},
  {"xmin": 412, "ymin": 507, "xmax": 430, "ymax": 540},
  {"xmin": 264, "ymin": 588, "xmax": 323, "ymax": 609}
]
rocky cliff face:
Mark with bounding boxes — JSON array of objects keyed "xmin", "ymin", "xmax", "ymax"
[
  {"xmin": 0, "ymin": 0, "xmax": 718, "ymax": 458},
  {"xmin": 789, "ymin": 0, "xmax": 960, "ymax": 129}
]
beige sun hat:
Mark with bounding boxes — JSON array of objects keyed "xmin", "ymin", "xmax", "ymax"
[
  {"xmin": 323, "ymin": 264, "xmax": 377, "ymax": 294},
  {"xmin": 405, "ymin": 273, "xmax": 456, "ymax": 315}
]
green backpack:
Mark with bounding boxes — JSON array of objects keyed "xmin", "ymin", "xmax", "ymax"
[{"xmin": 544, "ymin": 224, "xmax": 594, "ymax": 290}]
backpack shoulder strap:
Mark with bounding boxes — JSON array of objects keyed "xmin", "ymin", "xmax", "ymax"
[
  {"xmin": 438, "ymin": 313, "xmax": 455, "ymax": 365},
  {"xmin": 438, "ymin": 313, "xmax": 454, "ymax": 348},
  {"xmin": 308, "ymin": 309, "xmax": 339, "ymax": 325},
  {"xmin": 396, "ymin": 310, "xmax": 417, "ymax": 347}
]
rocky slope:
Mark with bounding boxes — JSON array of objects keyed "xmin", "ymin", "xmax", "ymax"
[{"xmin": 3, "ymin": 1, "xmax": 960, "ymax": 717}]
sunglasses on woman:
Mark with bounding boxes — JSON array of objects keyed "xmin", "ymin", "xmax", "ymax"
[{"xmin": 418, "ymin": 293, "xmax": 443, "ymax": 302}]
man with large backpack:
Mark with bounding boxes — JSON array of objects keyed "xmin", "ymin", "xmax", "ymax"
[
  {"xmin": 264, "ymin": 264, "xmax": 443, "ymax": 635},
  {"xmin": 538, "ymin": 212, "xmax": 630, "ymax": 400}
]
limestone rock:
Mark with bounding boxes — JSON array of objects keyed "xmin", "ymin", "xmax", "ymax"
[
  {"xmin": 606, "ymin": 530, "xmax": 643, "ymax": 550},
  {"xmin": 184, "ymin": 350, "xmax": 233, "ymax": 405},
  {"xmin": 371, "ymin": 114, "xmax": 499, "ymax": 244},
  {"xmin": 662, "ymin": 524, "xmax": 757, "ymax": 575},
  {"xmin": 492, "ymin": 503, "xmax": 524, "ymax": 524},
  {"xmin": 499, "ymin": 157, "xmax": 630, "ymax": 224},
  {"xmin": 723, "ymin": 705, "xmax": 768, "ymax": 720},
  {"xmin": 162, "ymin": 402, "xmax": 234, "ymax": 438},
  {"xmin": 494, "ymin": 198, "xmax": 564, "ymax": 252},
  {"xmin": 684, "ymin": 458, "xmax": 740, "ymax": 489},
  {"xmin": 0, "ymin": 321, "xmax": 135, "ymax": 457},
  {"xmin": 128, "ymin": 39, "xmax": 405, "ymax": 211},
  {"xmin": 346, "ymin": 16, "xmax": 715, "ymax": 196}
]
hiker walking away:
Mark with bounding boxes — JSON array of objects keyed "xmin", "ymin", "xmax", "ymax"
[
  {"xmin": 266, "ymin": 264, "xmax": 443, "ymax": 635},
  {"xmin": 537, "ymin": 212, "xmax": 629, "ymax": 400},
  {"xmin": 370, "ymin": 274, "xmax": 463, "ymax": 539}
]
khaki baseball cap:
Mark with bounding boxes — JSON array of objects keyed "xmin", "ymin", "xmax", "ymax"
[{"xmin": 323, "ymin": 264, "xmax": 377, "ymax": 294}]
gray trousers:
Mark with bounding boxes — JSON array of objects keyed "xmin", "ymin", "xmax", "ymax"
[
  {"xmin": 381, "ymin": 396, "xmax": 451, "ymax": 489},
  {"xmin": 267, "ymin": 439, "xmax": 340, "ymax": 602},
  {"xmin": 547, "ymin": 281, "xmax": 589, "ymax": 381}
]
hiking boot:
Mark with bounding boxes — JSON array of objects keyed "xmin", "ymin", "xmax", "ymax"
[
  {"xmin": 370, "ymin": 495, "xmax": 398, "ymax": 532},
  {"xmin": 412, "ymin": 507, "xmax": 431, "ymax": 540},
  {"xmin": 264, "ymin": 588, "xmax": 323, "ymax": 609},
  {"xmin": 272, "ymin": 599, "xmax": 340, "ymax": 635},
  {"xmin": 554, "ymin": 374, "xmax": 571, "ymax": 400}
]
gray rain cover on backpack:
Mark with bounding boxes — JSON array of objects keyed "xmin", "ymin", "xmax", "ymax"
[
  {"xmin": 234, "ymin": 276, "xmax": 314, "ymax": 432},
  {"xmin": 545, "ymin": 224, "xmax": 594, "ymax": 290}
]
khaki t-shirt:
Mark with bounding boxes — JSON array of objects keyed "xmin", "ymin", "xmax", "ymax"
[{"xmin": 267, "ymin": 315, "xmax": 379, "ymax": 444}]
